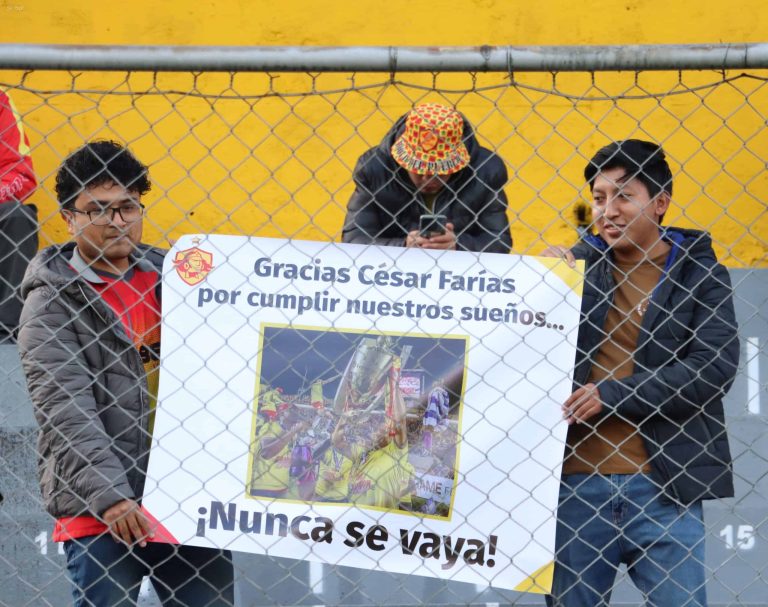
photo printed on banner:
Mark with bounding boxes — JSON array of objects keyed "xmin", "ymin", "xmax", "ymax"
[{"xmin": 246, "ymin": 326, "xmax": 467, "ymax": 520}]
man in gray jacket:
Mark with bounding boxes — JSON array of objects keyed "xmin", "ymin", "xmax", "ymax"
[{"xmin": 18, "ymin": 141, "xmax": 233, "ymax": 606}]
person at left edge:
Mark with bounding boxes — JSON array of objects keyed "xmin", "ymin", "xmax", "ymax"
[
  {"xmin": 18, "ymin": 140, "xmax": 235, "ymax": 606},
  {"xmin": 0, "ymin": 89, "xmax": 38, "ymax": 343}
]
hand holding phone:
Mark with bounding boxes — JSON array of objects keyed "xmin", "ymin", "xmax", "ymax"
[{"xmin": 419, "ymin": 214, "xmax": 447, "ymax": 238}]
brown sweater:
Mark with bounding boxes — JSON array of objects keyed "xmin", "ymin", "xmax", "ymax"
[{"xmin": 563, "ymin": 248, "xmax": 669, "ymax": 475}]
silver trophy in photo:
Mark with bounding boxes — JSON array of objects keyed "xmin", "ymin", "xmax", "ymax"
[{"xmin": 333, "ymin": 336, "xmax": 410, "ymax": 412}]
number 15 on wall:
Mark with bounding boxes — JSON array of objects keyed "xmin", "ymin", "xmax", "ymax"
[{"xmin": 719, "ymin": 524, "xmax": 756, "ymax": 550}]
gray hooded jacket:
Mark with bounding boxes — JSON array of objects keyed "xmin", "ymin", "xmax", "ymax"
[{"xmin": 18, "ymin": 242, "xmax": 165, "ymax": 518}]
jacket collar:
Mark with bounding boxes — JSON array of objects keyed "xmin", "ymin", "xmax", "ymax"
[
  {"xmin": 582, "ymin": 228, "xmax": 683, "ymax": 277},
  {"xmin": 582, "ymin": 229, "xmax": 685, "ymax": 328},
  {"xmin": 69, "ymin": 246, "xmax": 158, "ymax": 283}
]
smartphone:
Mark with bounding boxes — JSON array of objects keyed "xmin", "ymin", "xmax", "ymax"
[{"xmin": 419, "ymin": 214, "xmax": 447, "ymax": 237}]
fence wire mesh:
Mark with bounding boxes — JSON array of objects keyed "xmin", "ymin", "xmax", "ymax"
[{"xmin": 0, "ymin": 51, "xmax": 767, "ymax": 607}]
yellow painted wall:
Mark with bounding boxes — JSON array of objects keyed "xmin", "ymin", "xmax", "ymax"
[{"xmin": 2, "ymin": 0, "xmax": 767, "ymax": 266}]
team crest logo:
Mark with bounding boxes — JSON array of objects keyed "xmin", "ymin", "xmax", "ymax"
[
  {"xmin": 173, "ymin": 241, "xmax": 214, "ymax": 286},
  {"xmin": 419, "ymin": 129, "xmax": 438, "ymax": 151}
]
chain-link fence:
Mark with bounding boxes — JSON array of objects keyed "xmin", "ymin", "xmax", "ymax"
[{"xmin": 1, "ymin": 45, "xmax": 767, "ymax": 606}]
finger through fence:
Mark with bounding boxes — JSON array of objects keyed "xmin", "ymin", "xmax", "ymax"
[{"xmin": 0, "ymin": 46, "xmax": 766, "ymax": 607}]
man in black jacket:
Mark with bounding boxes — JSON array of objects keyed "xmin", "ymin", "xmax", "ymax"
[
  {"xmin": 543, "ymin": 140, "xmax": 739, "ymax": 606},
  {"xmin": 342, "ymin": 103, "xmax": 512, "ymax": 253}
]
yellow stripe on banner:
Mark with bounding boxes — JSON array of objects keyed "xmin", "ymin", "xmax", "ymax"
[
  {"xmin": 5, "ymin": 92, "xmax": 30, "ymax": 156},
  {"xmin": 534, "ymin": 257, "xmax": 585, "ymax": 297},
  {"xmin": 513, "ymin": 561, "xmax": 555, "ymax": 594}
]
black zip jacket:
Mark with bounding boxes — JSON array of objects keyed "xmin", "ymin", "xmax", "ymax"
[
  {"xmin": 341, "ymin": 112, "xmax": 512, "ymax": 253},
  {"xmin": 571, "ymin": 228, "xmax": 738, "ymax": 504}
]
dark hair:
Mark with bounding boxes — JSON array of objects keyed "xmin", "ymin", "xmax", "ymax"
[
  {"xmin": 55, "ymin": 140, "xmax": 151, "ymax": 208},
  {"xmin": 584, "ymin": 139, "xmax": 673, "ymax": 198}
]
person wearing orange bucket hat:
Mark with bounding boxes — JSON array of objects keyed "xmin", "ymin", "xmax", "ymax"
[{"xmin": 342, "ymin": 103, "xmax": 512, "ymax": 253}]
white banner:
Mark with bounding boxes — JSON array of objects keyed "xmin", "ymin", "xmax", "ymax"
[{"xmin": 143, "ymin": 234, "xmax": 583, "ymax": 593}]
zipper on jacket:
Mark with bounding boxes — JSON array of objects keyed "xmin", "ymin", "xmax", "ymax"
[
  {"xmin": 591, "ymin": 257, "xmax": 681, "ymax": 503},
  {"xmin": 76, "ymin": 274, "xmax": 151, "ymax": 492}
]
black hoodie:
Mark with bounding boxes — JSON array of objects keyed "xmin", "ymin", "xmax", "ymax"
[{"xmin": 341, "ymin": 112, "xmax": 512, "ymax": 253}]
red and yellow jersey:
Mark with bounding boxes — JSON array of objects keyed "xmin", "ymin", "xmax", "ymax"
[
  {"xmin": 259, "ymin": 388, "xmax": 284, "ymax": 419},
  {"xmin": 310, "ymin": 380, "xmax": 324, "ymax": 410},
  {"xmin": 53, "ymin": 265, "xmax": 161, "ymax": 542},
  {"xmin": 315, "ymin": 447, "xmax": 353, "ymax": 501},
  {"xmin": 91, "ymin": 266, "xmax": 162, "ymax": 436},
  {"xmin": 349, "ymin": 440, "xmax": 414, "ymax": 509},
  {"xmin": 250, "ymin": 421, "xmax": 292, "ymax": 493},
  {"xmin": 0, "ymin": 90, "xmax": 36, "ymax": 204}
]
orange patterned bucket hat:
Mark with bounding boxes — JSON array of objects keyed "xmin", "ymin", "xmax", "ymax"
[{"xmin": 391, "ymin": 103, "xmax": 470, "ymax": 175}]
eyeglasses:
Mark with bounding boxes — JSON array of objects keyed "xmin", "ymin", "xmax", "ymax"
[{"xmin": 67, "ymin": 203, "xmax": 145, "ymax": 226}]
